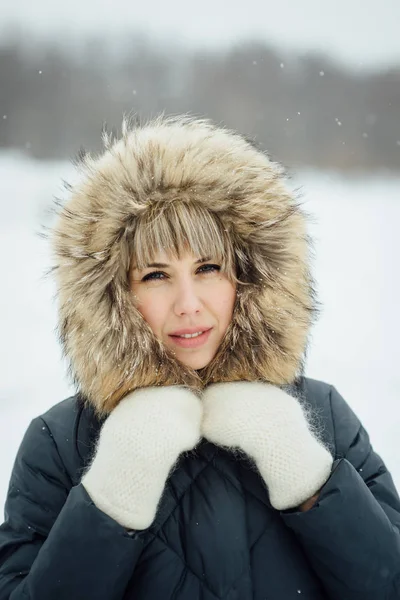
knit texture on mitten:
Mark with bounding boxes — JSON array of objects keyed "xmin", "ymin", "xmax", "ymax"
[
  {"xmin": 82, "ymin": 386, "xmax": 202, "ymax": 530},
  {"xmin": 202, "ymin": 381, "xmax": 333, "ymax": 510}
]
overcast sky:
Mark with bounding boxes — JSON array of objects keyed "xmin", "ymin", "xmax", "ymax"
[{"xmin": 2, "ymin": 0, "xmax": 400, "ymax": 71}]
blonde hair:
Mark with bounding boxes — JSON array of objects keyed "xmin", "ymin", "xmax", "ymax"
[{"xmin": 129, "ymin": 200, "xmax": 239, "ymax": 285}]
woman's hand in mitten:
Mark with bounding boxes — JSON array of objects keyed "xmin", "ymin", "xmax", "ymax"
[
  {"xmin": 82, "ymin": 386, "xmax": 202, "ymax": 530},
  {"xmin": 201, "ymin": 382, "xmax": 333, "ymax": 511}
]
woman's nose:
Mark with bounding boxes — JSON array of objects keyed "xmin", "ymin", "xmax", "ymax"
[{"xmin": 173, "ymin": 280, "xmax": 203, "ymax": 316}]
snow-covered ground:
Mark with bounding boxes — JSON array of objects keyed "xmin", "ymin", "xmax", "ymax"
[{"xmin": 1, "ymin": 152, "xmax": 399, "ymax": 512}]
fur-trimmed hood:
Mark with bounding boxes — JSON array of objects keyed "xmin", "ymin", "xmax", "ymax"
[{"xmin": 51, "ymin": 115, "xmax": 317, "ymax": 414}]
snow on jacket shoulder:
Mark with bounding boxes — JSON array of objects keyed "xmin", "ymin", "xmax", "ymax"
[{"xmin": 0, "ymin": 377, "xmax": 400, "ymax": 600}]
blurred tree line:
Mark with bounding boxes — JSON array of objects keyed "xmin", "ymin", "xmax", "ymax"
[{"xmin": 0, "ymin": 34, "xmax": 399, "ymax": 171}]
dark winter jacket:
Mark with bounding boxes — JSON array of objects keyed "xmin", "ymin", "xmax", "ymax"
[{"xmin": 1, "ymin": 376, "xmax": 400, "ymax": 600}]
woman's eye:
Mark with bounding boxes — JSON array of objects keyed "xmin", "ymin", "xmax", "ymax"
[
  {"xmin": 141, "ymin": 264, "xmax": 220, "ymax": 282},
  {"xmin": 198, "ymin": 264, "xmax": 221, "ymax": 274},
  {"xmin": 141, "ymin": 271, "xmax": 166, "ymax": 282}
]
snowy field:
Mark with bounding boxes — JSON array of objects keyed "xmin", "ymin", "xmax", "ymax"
[{"xmin": 1, "ymin": 152, "xmax": 399, "ymax": 512}]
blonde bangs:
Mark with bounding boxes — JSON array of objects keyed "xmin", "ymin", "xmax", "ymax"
[{"xmin": 131, "ymin": 202, "xmax": 237, "ymax": 280}]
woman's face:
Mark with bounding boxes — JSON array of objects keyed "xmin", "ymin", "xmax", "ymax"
[{"xmin": 130, "ymin": 250, "xmax": 236, "ymax": 370}]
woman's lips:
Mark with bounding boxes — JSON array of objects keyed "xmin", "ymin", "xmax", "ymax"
[{"xmin": 168, "ymin": 328, "xmax": 212, "ymax": 348}]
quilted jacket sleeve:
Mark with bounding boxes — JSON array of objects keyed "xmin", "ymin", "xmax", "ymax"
[
  {"xmin": 0, "ymin": 416, "xmax": 144, "ymax": 600},
  {"xmin": 281, "ymin": 385, "xmax": 400, "ymax": 600}
]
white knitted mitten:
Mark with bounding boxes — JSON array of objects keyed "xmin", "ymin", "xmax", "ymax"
[
  {"xmin": 202, "ymin": 381, "xmax": 333, "ymax": 510},
  {"xmin": 82, "ymin": 386, "xmax": 202, "ymax": 530}
]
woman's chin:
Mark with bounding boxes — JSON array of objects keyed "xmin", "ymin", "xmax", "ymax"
[{"xmin": 171, "ymin": 348, "xmax": 214, "ymax": 371}]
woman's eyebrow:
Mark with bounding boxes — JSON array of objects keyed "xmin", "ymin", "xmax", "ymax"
[
  {"xmin": 144, "ymin": 262, "xmax": 170, "ymax": 268},
  {"xmin": 144, "ymin": 257, "xmax": 211, "ymax": 269}
]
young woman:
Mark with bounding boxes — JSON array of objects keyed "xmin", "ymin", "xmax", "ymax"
[{"xmin": 0, "ymin": 116, "xmax": 399, "ymax": 600}]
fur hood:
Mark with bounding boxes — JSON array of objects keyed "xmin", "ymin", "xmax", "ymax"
[{"xmin": 51, "ymin": 115, "xmax": 317, "ymax": 414}]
